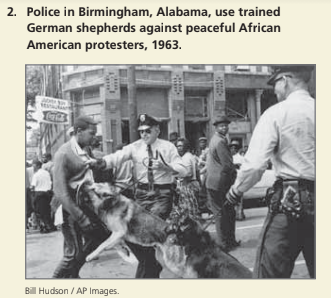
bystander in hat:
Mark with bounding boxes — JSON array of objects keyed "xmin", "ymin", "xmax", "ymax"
[{"xmin": 213, "ymin": 115, "xmax": 231, "ymax": 126}]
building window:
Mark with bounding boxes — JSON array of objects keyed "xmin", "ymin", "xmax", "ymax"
[
  {"xmin": 85, "ymin": 69, "xmax": 103, "ymax": 78},
  {"xmin": 84, "ymin": 87, "xmax": 100, "ymax": 99},
  {"xmin": 235, "ymin": 65, "xmax": 250, "ymax": 72},
  {"xmin": 121, "ymin": 120, "xmax": 130, "ymax": 145},
  {"xmin": 225, "ymin": 90, "xmax": 249, "ymax": 120},
  {"xmin": 184, "ymin": 96, "xmax": 208, "ymax": 118},
  {"xmin": 188, "ymin": 64, "xmax": 205, "ymax": 70}
]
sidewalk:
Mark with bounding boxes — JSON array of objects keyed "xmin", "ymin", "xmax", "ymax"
[{"xmin": 26, "ymin": 207, "xmax": 309, "ymax": 278}]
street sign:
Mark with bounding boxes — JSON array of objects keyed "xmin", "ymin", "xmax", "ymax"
[{"xmin": 35, "ymin": 96, "xmax": 70, "ymax": 124}]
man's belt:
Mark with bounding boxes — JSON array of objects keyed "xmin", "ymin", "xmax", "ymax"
[{"xmin": 137, "ymin": 183, "xmax": 172, "ymax": 191}]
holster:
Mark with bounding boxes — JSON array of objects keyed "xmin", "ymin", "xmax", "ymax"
[{"xmin": 265, "ymin": 178, "xmax": 314, "ymax": 221}]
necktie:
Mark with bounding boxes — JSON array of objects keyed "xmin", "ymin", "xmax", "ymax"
[{"xmin": 147, "ymin": 144, "xmax": 154, "ymax": 190}]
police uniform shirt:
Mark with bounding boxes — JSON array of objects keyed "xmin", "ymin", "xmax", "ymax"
[
  {"xmin": 103, "ymin": 138, "xmax": 188, "ymax": 185},
  {"xmin": 234, "ymin": 89, "xmax": 315, "ymax": 193}
]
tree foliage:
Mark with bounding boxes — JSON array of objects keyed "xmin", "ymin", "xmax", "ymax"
[
  {"xmin": 26, "ymin": 65, "xmax": 43, "ymax": 107},
  {"xmin": 26, "ymin": 66, "xmax": 44, "ymax": 129}
]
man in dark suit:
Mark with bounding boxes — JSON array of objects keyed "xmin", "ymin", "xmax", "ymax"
[
  {"xmin": 206, "ymin": 115, "xmax": 238, "ymax": 251},
  {"xmin": 52, "ymin": 115, "xmax": 110, "ymax": 278}
]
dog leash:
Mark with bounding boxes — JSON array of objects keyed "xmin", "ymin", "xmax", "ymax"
[{"xmin": 201, "ymin": 200, "xmax": 233, "ymax": 231}]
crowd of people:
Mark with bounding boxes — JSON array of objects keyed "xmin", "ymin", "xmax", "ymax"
[{"xmin": 26, "ymin": 65, "xmax": 315, "ymax": 279}]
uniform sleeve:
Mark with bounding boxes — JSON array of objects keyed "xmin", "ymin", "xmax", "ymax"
[
  {"xmin": 167, "ymin": 144, "xmax": 189, "ymax": 177},
  {"xmin": 103, "ymin": 144, "xmax": 133, "ymax": 169},
  {"xmin": 53, "ymin": 151, "xmax": 84, "ymax": 221},
  {"xmin": 234, "ymin": 108, "xmax": 279, "ymax": 193}
]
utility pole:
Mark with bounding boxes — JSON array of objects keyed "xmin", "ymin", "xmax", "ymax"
[{"xmin": 127, "ymin": 65, "xmax": 138, "ymax": 142}]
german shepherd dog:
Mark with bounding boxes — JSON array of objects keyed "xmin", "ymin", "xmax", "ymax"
[
  {"xmin": 156, "ymin": 215, "xmax": 252, "ymax": 278},
  {"xmin": 81, "ymin": 182, "xmax": 169, "ymax": 263},
  {"xmin": 82, "ymin": 182, "xmax": 252, "ymax": 278}
]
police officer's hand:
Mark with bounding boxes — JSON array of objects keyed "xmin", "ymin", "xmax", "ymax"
[
  {"xmin": 151, "ymin": 159, "xmax": 169, "ymax": 171},
  {"xmin": 225, "ymin": 187, "xmax": 242, "ymax": 206},
  {"xmin": 85, "ymin": 158, "xmax": 106, "ymax": 170}
]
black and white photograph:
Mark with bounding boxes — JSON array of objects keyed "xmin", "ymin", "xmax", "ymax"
[{"xmin": 26, "ymin": 64, "xmax": 315, "ymax": 279}]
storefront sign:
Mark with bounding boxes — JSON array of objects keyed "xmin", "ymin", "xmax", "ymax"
[{"xmin": 35, "ymin": 96, "xmax": 70, "ymax": 124}]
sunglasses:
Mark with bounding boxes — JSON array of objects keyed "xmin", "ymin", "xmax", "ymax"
[{"xmin": 139, "ymin": 128, "xmax": 152, "ymax": 134}]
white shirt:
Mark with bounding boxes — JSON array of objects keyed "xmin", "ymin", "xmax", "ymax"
[
  {"xmin": 104, "ymin": 138, "xmax": 188, "ymax": 184},
  {"xmin": 233, "ymin": 152, "xmax": 244, "ymax": 165},
  {"xmin": 234, "ymin": 89, "xmax": 315, "ymax": 193},
  {"xmin": 31, "ymin": 168, "xmax": 52, "ymax": 192},
  {"xmin": 180, "ymin": 152, "xmax": 198, "ymax": 180}
]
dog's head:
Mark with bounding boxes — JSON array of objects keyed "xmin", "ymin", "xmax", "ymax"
[
  {"xmin": 165, "ymin": 215, "xmax": 202, "ymax": 246},
  {"xmin": 81, "ymin": 182, "xmax": 119, "ymax": 214}
]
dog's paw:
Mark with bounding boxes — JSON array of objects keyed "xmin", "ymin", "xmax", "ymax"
[{"xmin": 86, "ymin": 253, "xmax": 96, "ymax": 262}]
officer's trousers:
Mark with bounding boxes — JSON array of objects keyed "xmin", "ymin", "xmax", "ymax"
[
  {"xmin": 253, "ymin": 212, "xmax": 315, "ymax": 278},
  {"xmin": 126, "ymin": 186, "xmax": 173, "ymax": 278},
  {"xmin": 253, "ymin": 179, "xmax": 315, "ymax": 278}
]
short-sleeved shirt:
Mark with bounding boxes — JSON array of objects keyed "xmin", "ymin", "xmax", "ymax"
[
  {"xmin": 103, "ymin": 138, "xmax": 188, "ymax": 185},
  {"xmin": 234, "ymin": 89, "xmax": 315, "ymax": 193},
  {"xmin": 31, "ymin": 168, "xmax": 52, "ymax": 192}
]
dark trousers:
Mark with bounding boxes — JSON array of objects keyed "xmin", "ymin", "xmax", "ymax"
[
  {"xmin": 53, "ymin": 209, "xmax": 110, "ymax": 278},
  {"xmin": 126, "ymin": 186, "xmax": 173, "ymax": 278},
  {"xmin": 253, "ymin": 181, "xmax": 315, "ymax": 278},
  {"xmin": 207, "ymin": 188, "xmax": 237, "ymax": 249},
  {"xmin": 26, "ymin": 188, "xmax": 33, "ymax": 228},
  {"xmin": 33, "ymin": 191, "xmax": 54, "ymax": 231}
]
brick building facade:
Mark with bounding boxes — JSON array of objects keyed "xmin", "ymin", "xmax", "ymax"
[{"xmin": 60, "ymin": 64, "xmax": 314, "ymax": 154}]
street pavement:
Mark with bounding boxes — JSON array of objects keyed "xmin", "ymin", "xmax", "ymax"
[{"xmin": 26, "ymin": 207, "xmax": 310, "ymax": 279}]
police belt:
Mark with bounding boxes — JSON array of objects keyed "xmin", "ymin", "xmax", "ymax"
[
  {"xmin": 137, "ymin": 183, "xmax": 172, "ymax": 191},
  {"xmin": 267, "ymin": 178, "xmax": 315, "ymax": 218},
  {"xmin": 275, "ymin": 178, "xmax": 315, "ymax": 194}
]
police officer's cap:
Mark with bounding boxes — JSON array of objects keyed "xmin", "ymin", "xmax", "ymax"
[
  {"xmin": 213, "ymin": 114, "xmax": 231, "ymax": 126},
  {"xmin": 137, "ymin": 114, "xmax": 160, "ymax": 130},
  {"xmin": 267, "ymin": 65, "xmax": 314, "ymax": 86}
]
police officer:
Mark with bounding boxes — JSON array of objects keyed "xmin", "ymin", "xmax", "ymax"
[
  {"xmin": 225, "ymin": 65, "xmax": 315, "ymax": 278},
  {"xmin": 101, "ymin": 114, "xmax": 188, "ymax": 278}
]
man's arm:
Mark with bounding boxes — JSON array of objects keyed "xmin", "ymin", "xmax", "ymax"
[
  {"xmin": 103, "ymin": 144, "xmax": 132, "ymax": 169},
  {"xmin": 234, "ymin": 109, "xmax": 278, "ymax": 194},
  {"xmin": 216, "ymin": 139, "xmax": 234, "ymax": 173},
  {"xmin": 226, "ymin": 109, "xmax": 279, "ymax": 205},
  {"xmin": 165, "ymin": 145, "xmax": 188, "ymax": 177}
]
